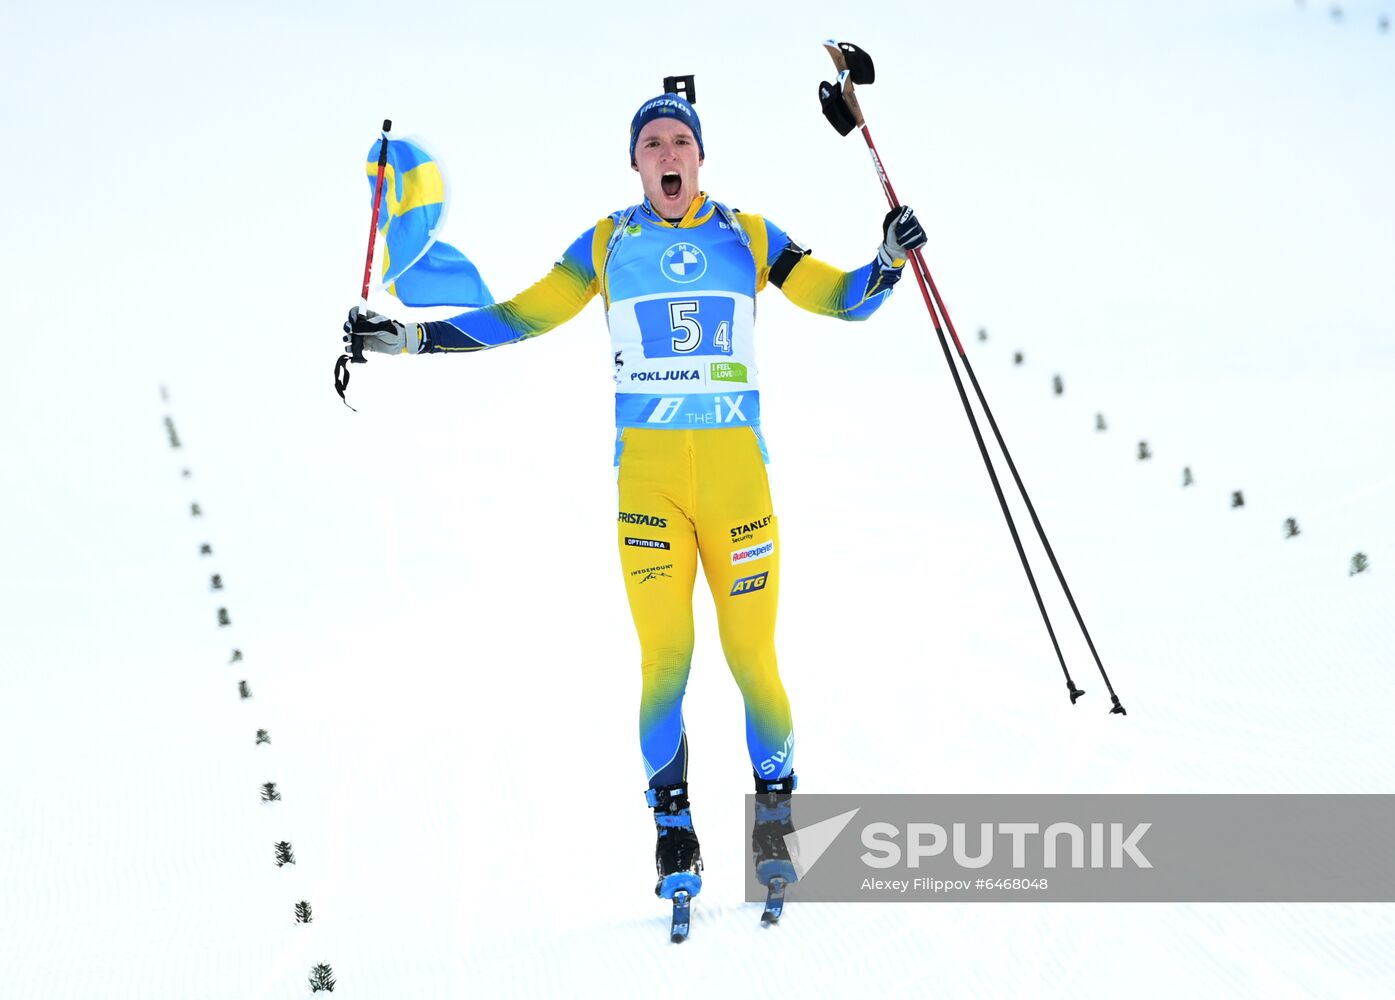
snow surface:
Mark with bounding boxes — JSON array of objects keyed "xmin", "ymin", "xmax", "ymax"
[{"xmin": 3, "ymin": 1, "xmax": 1393, "ymax": 997}]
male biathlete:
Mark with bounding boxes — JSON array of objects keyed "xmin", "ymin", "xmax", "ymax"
[{"xmin": 344, "ymin": 91, "xmax": 926, "ymax": 913}]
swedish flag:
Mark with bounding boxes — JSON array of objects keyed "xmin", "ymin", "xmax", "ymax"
[{"xmin": 366, "ymin": 137, "xmax": 493, "ymax": 308}]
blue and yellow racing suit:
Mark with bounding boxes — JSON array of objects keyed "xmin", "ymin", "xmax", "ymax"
[{"xmin": 415, "ymin": 193, "xmax": 904, "ymax": 788}]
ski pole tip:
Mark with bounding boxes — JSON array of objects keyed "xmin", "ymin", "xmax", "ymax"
[{"xmin": 1068, "ymin": 683, "xmax": 1086, "ymax": 705}]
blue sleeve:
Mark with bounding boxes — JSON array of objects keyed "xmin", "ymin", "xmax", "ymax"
[{"xmin": 420, "ymin": 227, "xmax": 600, "ymax": 351}]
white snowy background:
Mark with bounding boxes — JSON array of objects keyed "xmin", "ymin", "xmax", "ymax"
[{"xmin": 3, "ymin": 0, "xmax": 1393, "ymax": 996}]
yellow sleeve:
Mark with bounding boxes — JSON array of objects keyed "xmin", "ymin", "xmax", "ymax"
[{"xmin": 777, "ymin": 255, "xmax": 864, "ymax": 318}]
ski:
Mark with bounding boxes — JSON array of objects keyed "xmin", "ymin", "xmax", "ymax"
[
  {"xmin": 761, "ymin": 876, "xmax": 788, "ymax": 924},
  {"xmin": 658, "ymin": 871, "xmax": 700, "ymax": 942},
  {"xmin": 670, "ymin": 889, "xmax": 692, "ymax": 942}
]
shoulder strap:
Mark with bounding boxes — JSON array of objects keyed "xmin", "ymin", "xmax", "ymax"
[
  {"xmin": 714, "ymin": 201, "xmax": 769, "ymax": 293},
  {"xmin": 710, "ymin": 201, "xmax": 751, "ymax": 248},
  {"xmin": 605, "ymin": 205, "xmax": 641, "ymax": 254},
  {"xmin": 595, "ymin": 205, "xmax": 642, "ymax": 308}
]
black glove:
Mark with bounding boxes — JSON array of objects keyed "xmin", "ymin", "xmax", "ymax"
[
  {"xmin": 878, "ymin": 206, "xmax": 927, "ymax": 266},
  {"xmin": 342, "ymin": 306, "xmax": 415, "ymax": 354}
]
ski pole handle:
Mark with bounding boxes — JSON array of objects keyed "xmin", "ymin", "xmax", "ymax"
[{"xmin": 355, "ymin": 119, "xmax": 393, "ymax": 364}]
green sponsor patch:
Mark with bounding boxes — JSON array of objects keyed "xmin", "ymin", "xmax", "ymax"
[
  {"xmin": 710, "ymin": 361, "xmax": 748, "ymax": 382},
  {"xmin": 625, "ymin": 224, "xmax": 643, "ymax": 236}
]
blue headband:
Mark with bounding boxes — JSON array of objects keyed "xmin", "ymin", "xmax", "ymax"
[{"xmin": 629, "ymin": 94, "xmax": 704, "ymax": 165}]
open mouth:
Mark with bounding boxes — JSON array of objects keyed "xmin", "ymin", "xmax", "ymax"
[{"xmin": 661, "ymin": 172, "xmax": 682, "ymax": 198}]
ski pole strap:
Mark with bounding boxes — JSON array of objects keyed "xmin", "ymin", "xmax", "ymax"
[
  {"xmin": 819, "ymin": 76, "xmax": 859, "ymax": 136},
  {"xmin": 825, "ymin": 40, "xmax": 870, "ymax": 84},
  {"xmin": 333, "ymin": 353, "xmax": 356, "ymax": 411}
]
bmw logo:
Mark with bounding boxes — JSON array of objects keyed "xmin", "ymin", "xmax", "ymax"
[{"xmin": 661, "ymin": 242, "xmax": 707, "ymax": 283}]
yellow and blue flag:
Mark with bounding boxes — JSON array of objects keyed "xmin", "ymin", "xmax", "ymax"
[{"xmin": 366, "ymin": 136, "xmax": 493, "ymax": 308}]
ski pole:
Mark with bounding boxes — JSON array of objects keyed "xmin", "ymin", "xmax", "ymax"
[
  {"xmin": 335, "ymin": 118, "xmax": 393, "ymax": 408},
  {"xmin": 820, "ymin": 42, "xmax": 1124, "ymax": 714}
]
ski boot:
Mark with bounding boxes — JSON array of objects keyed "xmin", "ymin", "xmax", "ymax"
[
  {"xmin": 753, "ymin": 773, "xmax": 798, "ymax": 923},
  {"xmin": 648, "ymin": 782, "xmax": 702, "ymax": 942}
]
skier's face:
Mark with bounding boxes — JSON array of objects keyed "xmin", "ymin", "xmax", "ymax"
[{"xmin": 633, "ymin": 118, "xmax": 703, "ymax": 218}]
